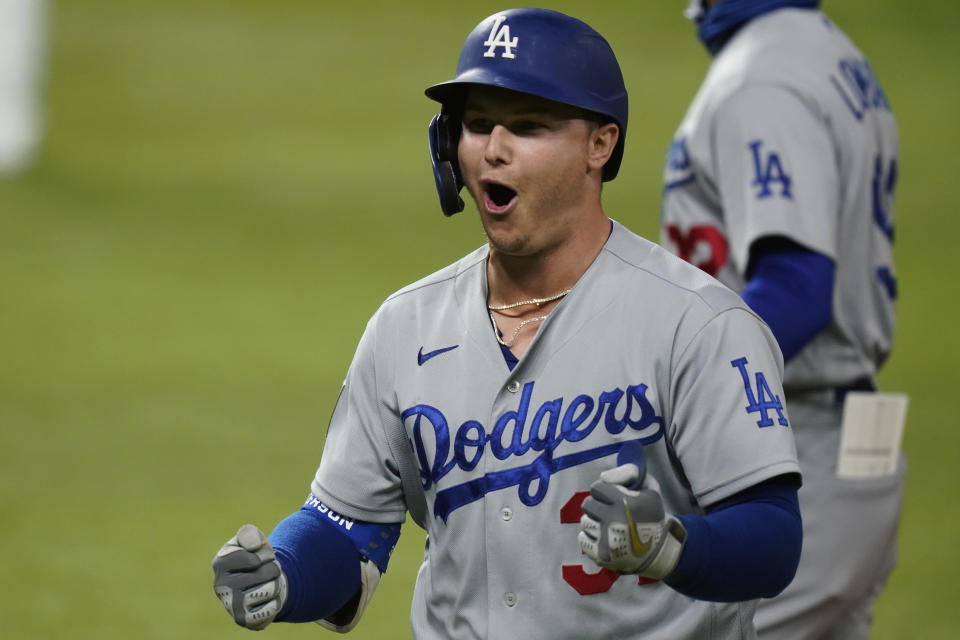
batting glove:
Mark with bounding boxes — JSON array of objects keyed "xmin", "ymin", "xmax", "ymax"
[
  {"xmin": 578, "ymin": 463, "xmax": 687, "ymax": 580},
  {"xmin": 213, "ymin": 524, "xmax": 288, "ymax": 631}
]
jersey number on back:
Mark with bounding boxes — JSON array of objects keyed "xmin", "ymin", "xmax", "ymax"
[
  {"xmin": 873, "ymin": 154, "xmax": 898, "ymax": 299},
  {"xmin": 665, "ymin": 224, "xmax": 728, "ymax": 277}
]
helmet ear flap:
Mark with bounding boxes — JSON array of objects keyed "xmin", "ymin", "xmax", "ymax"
[{"xmin": 428, "ymin": 107, "xmax": 464, "ymax": 216}]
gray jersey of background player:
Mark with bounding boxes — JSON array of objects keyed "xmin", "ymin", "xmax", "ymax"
[
  {"xmin": 661, "ymin": 1, "xmax": 905, "ymax": 639},
  {"xmin": 212, "ymin": 8, "xmax": 803, "ymax": 639}
]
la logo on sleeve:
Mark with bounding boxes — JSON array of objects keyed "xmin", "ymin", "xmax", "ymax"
[{"xmin": 731, "ymin": 357, "xmax": 789, "ymax": 428}]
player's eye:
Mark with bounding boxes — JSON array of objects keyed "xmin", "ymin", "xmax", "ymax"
[
  {"xmin": 510, "ymin": 120, "xmax": 546, "ymax": 135},
  {"xmin": 463, "ymin": 117, "xmax": 494, "ymax": 134}
]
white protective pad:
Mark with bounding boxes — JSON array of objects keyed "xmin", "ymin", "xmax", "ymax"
[
  {"xmin": 315, "ymin": 556, "xmax": 381, "ymax": 633},
  {"xmin": 836, "ymin": 392, "xmax": 908, "ymax": 478}
]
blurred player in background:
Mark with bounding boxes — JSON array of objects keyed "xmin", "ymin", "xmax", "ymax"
[
  {"xmin": 661, "ymin": 1, "xmax": 906, "ymax": 638},
  {"xmin": 212, "ymin": 8, "xmax": 804, "ymax": 638},
  {"xmin": 0, "ymin": 0, "xmax": 47, "ymax": 175}
]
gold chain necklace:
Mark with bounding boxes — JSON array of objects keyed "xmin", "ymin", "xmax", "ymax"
[
  {"xmin": 488, "ymin": 288, "xmax": 572, "ymax": 348},
  {"xmin": 487, "ymin": 288, "xmax": 573, "ymax": 311}
]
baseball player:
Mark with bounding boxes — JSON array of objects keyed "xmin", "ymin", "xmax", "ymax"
[
  {"xmin": 661, "ymin": 2, "xmax": 906, "ymax": 638},
  {"xmin": 213, "ymin": 9, "xmax": 804, "ymax": 639}
]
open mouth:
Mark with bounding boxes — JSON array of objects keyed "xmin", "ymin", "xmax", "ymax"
[{"xmin": 483, "ymin": 182, "xmax": 517, "ymax": 212}]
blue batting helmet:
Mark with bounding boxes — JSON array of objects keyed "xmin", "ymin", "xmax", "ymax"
[{"xmin": 425, "ymin": 8, "xmax": 629, "ymax": 216}]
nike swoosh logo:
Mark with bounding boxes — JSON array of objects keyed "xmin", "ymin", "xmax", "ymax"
[
  {"xmin": 625, "ymin": 498, "xmax": 653, "ymax": 556},
  {"xmin": 417, "ymin": 344, "xmax": 459, "ymax": 366}
]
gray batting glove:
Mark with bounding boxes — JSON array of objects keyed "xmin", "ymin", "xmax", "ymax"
[
  {"xmin": 578, "ymin": 464, "xmax": 687, "ymax": 580},
  {"xmin": 213, "ymin": 524, "xmax": 288, "ymax": 631}
]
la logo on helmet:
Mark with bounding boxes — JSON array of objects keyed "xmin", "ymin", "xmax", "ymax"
[{"xmin": 483, "ymin": 15, "xmax": 518, "ymax": 59}]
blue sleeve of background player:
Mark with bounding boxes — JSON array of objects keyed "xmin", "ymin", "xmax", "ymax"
[
  {"xmin": 268, "ymin": 496, "xmax": 401, "ymax": 623},
  {"xmin": 666, "ymin": 475, "xmax": 802, "ymax": 601},
  {"xmin": 741, "ymin": 238, "xmax": 834, "ymax": 362}
]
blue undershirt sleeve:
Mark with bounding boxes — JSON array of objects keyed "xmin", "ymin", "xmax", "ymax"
[
  {"xmin": 267, "ymin": 498, "xmax": 402, "ymax": 624},
  {"xmin": 665, "ymin": 476, "xmax": 802, "ymax": 602},
  {"xmin": 741, "ymin": 240, "xmax": 834, "ymax": 362},
  {"xmin": 268, "ymin": 509, "xmax": 361, "ymax": 623}
]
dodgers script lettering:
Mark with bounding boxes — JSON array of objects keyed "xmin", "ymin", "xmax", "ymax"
[{"xmin": 401, "ymin": 381, "xmax": 665, "ymax": 521}]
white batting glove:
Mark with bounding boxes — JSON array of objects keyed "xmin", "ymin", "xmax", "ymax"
[
  {"xmin": 578, "ymin": 464, "xmax": 687, "ymax": 580},
  {"xmin": 212, "ymin": 524, "xmax": 288, "ymax": 630}
]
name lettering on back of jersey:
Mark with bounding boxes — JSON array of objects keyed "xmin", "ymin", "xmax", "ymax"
[
  {"xmin": 731, "ymin": 357, "xmax": 788, "ymax": 428},
  {"xmin": 483, "ymin": 15, "xmax": 518, "ymax": 59},
  {"xmin": 401, "ymin": 381, "xmax": 665, "ymax": 522},
  {"xmin": 748, "ymin": 140, "xmax": 792, "ymax": 200},
  {"xmin": 830, "ymin": 57, "xmax": 891, "ymax": 121}
]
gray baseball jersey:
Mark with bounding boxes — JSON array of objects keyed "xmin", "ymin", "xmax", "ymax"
[
  {"xmin": 311, "ymin": 220, "xmax": 799, "ymax": 639},
  {"xmin": 660, "ymin": 8, "xmax": 903, "ymax": 639},
  {"xmin": 660, "ymin": 8, "xmax": 899, "ymax": 391}
]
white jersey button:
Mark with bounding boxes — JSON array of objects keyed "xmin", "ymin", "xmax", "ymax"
[
  {"xmin": 507, "ymin": 380, "xmax": 521, "ymax": 393},
  {"xmin": 504, "ymin": 592, "xmax": 517, "ymax": 607},
  {"xmin": 501, "ymin": 507, "xmax": 512, "ymax": 521}
]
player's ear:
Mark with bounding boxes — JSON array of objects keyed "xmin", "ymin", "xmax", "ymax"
[{"xmin": 587, "ymin": 122, "xmax": 619, "ymax": 174}]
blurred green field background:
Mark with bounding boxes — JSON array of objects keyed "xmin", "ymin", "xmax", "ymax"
[{"xmin": 1, "ymin": 1, "xmax": 956, "ymax": 638}]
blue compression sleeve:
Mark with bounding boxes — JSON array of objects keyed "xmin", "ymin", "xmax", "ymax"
[
  {"xmin": 268, "ymin": 509, "xmax": 361, "ymax": 623},
  {"xmin": 269, "ymin": 498, "xmax": 403, "ymax": 623},
  {"xmin": 741, "ymin": 246, "xmax": 834, "ymax": 362},
  {"xmin": 666, "ymin": 477, "xmax": 802, "ymax": 602}
]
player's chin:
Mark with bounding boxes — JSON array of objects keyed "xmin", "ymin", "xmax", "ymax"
[{"xmin": 483, "ymin": 225, "xmax": 533, "ymax": 257}]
